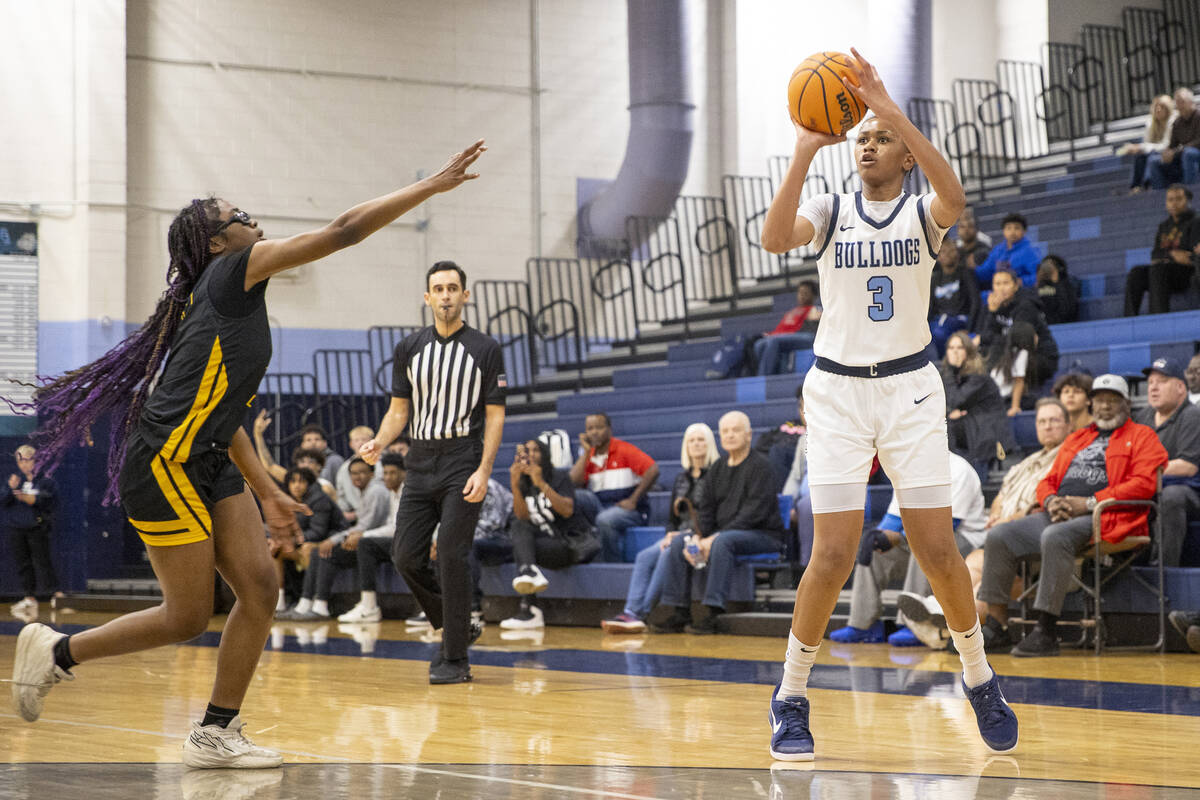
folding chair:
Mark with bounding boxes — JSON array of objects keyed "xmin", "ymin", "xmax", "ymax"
[{"xmin": 1014, "ymin": 469, "xmax": 1166, "ymax": 654}]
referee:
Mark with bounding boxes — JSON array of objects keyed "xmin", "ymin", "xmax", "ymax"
[{"xmin": 361, "ymin": 260, "xmax": 505, "ymax": 684}]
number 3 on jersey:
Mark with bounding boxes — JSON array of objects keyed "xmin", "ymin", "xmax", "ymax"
[{"xmin": 867, "ymin": 276, "xmax": 894, "ymax": 321}]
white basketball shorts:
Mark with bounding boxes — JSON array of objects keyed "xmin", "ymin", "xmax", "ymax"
[{"xmin": 803, "ymin": 361, "xmax": 952, "ymax": 490}]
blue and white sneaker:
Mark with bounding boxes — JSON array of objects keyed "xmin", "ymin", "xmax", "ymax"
[
  {"xmin": 829, "ymin": 620, "xmax": 884, "ymax": 644},
  {"xmin": 963, "ymin": 671, "xmax": 1019, "ymax": 752},
  {"xmin": 769, "ymin": 683, "xmax": 815, "ymax": 761}
]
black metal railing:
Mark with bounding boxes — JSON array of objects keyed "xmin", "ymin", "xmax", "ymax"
[
  {"xmin": 625, "ymin": 215, "xmax": 690, "ymax": 336},
  {"xmin": 673, "ymin": 195, "xmax": 739, "ymax": 306},
  {"xmin": 366, "ymin": 325, "xmax": 422, "ymax": 394},
  {"xmin": 1165, "ymin": 0, "xmax": 1200, "ymax": 86},
  {"xmin": 721, "ymin": 174, "xmax": 782, "ymax": 282},
  {"xmin": 311, "ymin": 349, "xmax": 386, "ymax": 446},
  {"xmin": 474, "ymin": 280, "xmax": 537, "ymax": 399},
  {"xmin": 527, "ymin": 256, "xmax": 639, "ymax": 354},
  {"xmin": 249, "ymin": 373, "xmax": 317, "ymax": 464},
  {"xmin": 1082, "ymin": 24, "xmax": 1135, "ymax": 121}
]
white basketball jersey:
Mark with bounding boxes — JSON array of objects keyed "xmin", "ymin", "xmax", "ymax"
[{"xmin": 797, "ymin": 191, "xmax": 947, "ymax": 366}]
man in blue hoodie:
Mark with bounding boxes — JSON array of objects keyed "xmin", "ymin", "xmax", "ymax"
[{"xmin": 975, "ymin": 213, "xmax": 1041, "ymax": 289}]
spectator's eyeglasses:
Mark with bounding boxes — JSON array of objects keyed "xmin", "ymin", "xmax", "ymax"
[{"xmin": 213, "ymin": 209, "xmax": 252, "ymax": 235}]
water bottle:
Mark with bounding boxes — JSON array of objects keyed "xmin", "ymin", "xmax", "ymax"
[{"xmin": 685, "ymin": 534, "xmax": 707, "ymax": 569}]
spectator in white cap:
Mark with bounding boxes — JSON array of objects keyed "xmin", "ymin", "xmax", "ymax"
[
  {"xmin": 975, "ymin": 374, "xmax": 1167, "ymax": 657},
  {"xmin": 1134, "ymin": 357, "xmax": 1200, "ymax": 567}
]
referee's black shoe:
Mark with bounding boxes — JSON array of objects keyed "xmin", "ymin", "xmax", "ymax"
[
  {"xmin": 430, "ymin": 657, "xmax": 472, "ymax": 685},
  {"xmin": 428, "ymin": 622, "xmax": 483, "ymax": 673}
]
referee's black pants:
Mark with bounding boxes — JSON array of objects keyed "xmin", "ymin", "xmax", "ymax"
[{"xmin": 391, "ymin": 439, "xmax": 483, "ymax": 662}]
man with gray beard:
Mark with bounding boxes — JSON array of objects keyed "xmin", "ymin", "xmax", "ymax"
[{"xmin": 975, "ymin": 375, "xmax": 1167, "ymax": 657}]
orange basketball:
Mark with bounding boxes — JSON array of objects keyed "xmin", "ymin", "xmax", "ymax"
[{"xmin": 788, "ymin": 51, "xmax": 867, "ymax": 135}]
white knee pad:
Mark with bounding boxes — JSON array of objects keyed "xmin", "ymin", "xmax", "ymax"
[
  {"xmin": 809, "ymin": 482, "xmax": 868, "ymax": 515},
  {"xmin": 895, "ymin": 483, "xmax": 952, "ymax": 509}
]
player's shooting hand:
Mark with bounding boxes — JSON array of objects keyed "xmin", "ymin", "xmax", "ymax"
[
  {"xmin": 845, "ymin": 48, "xmax": 899, "ymax": 121},
  {"xmin": 428, "ymin": 140, "xmax": 486, "ymax": 193},
  {"xmin": 792, "ymin": 116, "xmax": 846, "ymax": 149}
]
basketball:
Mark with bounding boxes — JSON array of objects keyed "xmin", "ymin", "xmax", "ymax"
[{"xmin": 788, "ymin": 51, "xmax": 867, "ymax": 135}]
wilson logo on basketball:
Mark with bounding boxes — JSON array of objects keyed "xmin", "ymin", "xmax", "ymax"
[{"xmin": 835, "ymin": 91, "xmax": 854, "ymax": 132}]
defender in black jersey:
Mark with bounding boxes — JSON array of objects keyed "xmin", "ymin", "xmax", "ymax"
[
  {"xmin": 11, "ymin": 141, "xmax": 487, "ymax": 768},
  {"xmin": 361, "ymin": 261, "xmax": 506, "ymax": 685}
]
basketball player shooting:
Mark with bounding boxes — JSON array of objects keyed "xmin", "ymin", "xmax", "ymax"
[{"xmin": 760, "ymin": 48, "xmax": 1018, "ymax": 760}]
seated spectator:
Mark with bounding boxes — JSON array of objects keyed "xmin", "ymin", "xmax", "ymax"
[
  {"xmin": 831, "ymin": 452, "xmax": 985, "ymax": 647},
  {"xmin": 1053, "ymin": 372, "xmax": 1093, "ymax": 431},
  {"xmin": 976, "ymin": 375, "xmax": 1167, "ymax": 657},
  {"xmin": 570, "ymin": 413, "xmax": 659, "ymax": 562},
  {"xmin": 955, "ymin": 208, "xmax": 992, "ymax": 271},
  {"xmin": 988, "ymin": 321, "xmax": 1043, "ymax": 416},
  {"xmin": 387, "ymin": 435, "xmax": 411, "ymax": 458},
  {"xmin": 1134, "ymin": 357, "xmax": 1200, "ymax": 567},
  {"xmin": 335, "ymin": 453, "xmax": 408, "ymax": 623},
  {"xmin": 1119, "ymin": 94, "xmax": 1176, "ymax": 193},
  {"xmin": 253, "ymin": 410, "xmax": 337, "ymax": 500},
  {"xmin": 941, "ymin": 331, "xmax": 1014, "ymax": 480},
  {"xmin": 1124, "ymin": 184, "xmax": 1197, "ymax": 316},
  {"xmin": 975, "ymin": 213, "xmax": 1040, "ymax": 289},
  {"xmin": 299, "ymin": 423, "xmax": 344, "ymax": 485},
  {"xmin": 754, "ymin": 386, "xmax": 806, "ymax": 491},
  {"xmin": 1169, "ymin": 606, "xmax": 1200, "ymax": 653},
  {"xmin": 1189, "ymin": 353, "xmax": 1200, "ymax": 405},
  {"xmin": 653, "ymin": 411, "xmax": 785, "ymax": 634},
  {"xmin": 1035, "ymin": 255, "xmax": 1078, "ymax": 325},
  {"xmin": 502, "ymin": 439, "xmax": 600, "ymax": 630},
  {"xmin": 978, "ymin": 268, "xmax": 1059, "ymax": 383},
  {"xmin": 1145, "ymin": 88, "xmax": 1200, "ymax": 190},
  {"xmin": 273, "ymin": 466, "xmax": 351, "ymax": 620},
  {"xmin": 928, "ymin": 237, "xmax": 981, "ymax": 359},
  {"xmin": 898, "ymin": 399, "xmax": 1072, "ymax": 647},
  {"xmin": 336, "ymin": 425, "xmax": 382, "ymax": 523},
  {"xmin": 310, "ymin": 456, "xmax": 396, "ymax": 617},
  {"xmin": 602, "ymin": 423, "xmax": 719, "ymax": 633},
  {"xmin": 753, "ymin": 281, "xmax": 822, "ymax": 376}
]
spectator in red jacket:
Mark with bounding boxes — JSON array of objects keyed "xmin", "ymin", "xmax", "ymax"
[
  {"xmin": 753, "ymin": 281, "xmax": 821, "ymax": 376},
  {"xmin": 975, "ymin": 374, "xmax": 1167, "ymax": 657}
]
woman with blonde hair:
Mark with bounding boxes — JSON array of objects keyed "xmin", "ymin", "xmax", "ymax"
[
  {"xmin": 941, "ymin": 331, "xmax": 1015, "ymax": 482},
  {"xmin": 601, "ymin": 423, "xmax": 718, "ymax": 632},
  {"xmin": 1120, "ymin": 94, "xmax": 1176, "ymax": 192}
]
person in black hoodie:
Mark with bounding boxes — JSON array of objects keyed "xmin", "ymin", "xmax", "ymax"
[
  {"xmin": 3, "ymin": 446, "xmax": 60, "ymax": 617},
  {"xmin": 273, "ymin": 466, "xmax": 349, "ymax": 620},
  {"xmin": 929, "ymin": 237, "xmax": 982, "ymax": 358},
  {"xmin": 1124, "ymin": 184, "xmax": 1197, "ymax": 316},
  {"xmin": 1036, "ymin": 255, "xmax": 1078, "ymax": 325},
  {"xmin": 941, "ymin": 332, "xmax": 1015, "ymax": 482},
  {"xmin": 977, "ymin": 268, "xmax": 1059, "ymax": 384}
]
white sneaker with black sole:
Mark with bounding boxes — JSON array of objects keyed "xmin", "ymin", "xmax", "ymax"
[
  {"xmin": 10, "ymin": 623, "xmax": 73, "ymax": 722},
  {"xmin": 181, "ymin": 716, "xmax": 283, "ymax": 769},
  {"xmin": 895, "ymin": 591, "xmax": 950, "ymax": 650},
  {"xmin": 500, "ymin": 604, "xmax": 544, "ymax": 630},
  {"xmin": 512, "ymin": 565, "xmax": 549, "ymax": 595},
  {"xmin": 337, "ymin": 603, "xmax": 382, "ymax": 623}
]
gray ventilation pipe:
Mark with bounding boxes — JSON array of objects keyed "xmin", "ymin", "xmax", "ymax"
[{"xmin": 578, "ymin": 0, "xmax": 694, "ymax": 246}]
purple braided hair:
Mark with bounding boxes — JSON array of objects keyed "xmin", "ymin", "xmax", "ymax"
[{"xmin": 2, "ymin": 198, "xmax": 220, "ymax": 505}]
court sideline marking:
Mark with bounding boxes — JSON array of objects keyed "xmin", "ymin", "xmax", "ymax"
[{"xmin": 383, "ymin": 764, "xmax": 664, "ymax": 799}]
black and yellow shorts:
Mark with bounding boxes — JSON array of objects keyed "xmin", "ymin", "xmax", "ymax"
[{"xmin": 118, "ymin": 431, "xmax": 246, "ymax": 547}]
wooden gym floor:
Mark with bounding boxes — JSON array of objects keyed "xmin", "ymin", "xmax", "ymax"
[{"xmin": 2, "ymin": 612, "xmax": 1200, "ymax": 798}]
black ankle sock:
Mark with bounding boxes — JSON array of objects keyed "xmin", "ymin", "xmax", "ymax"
[
  {"xmin": 705, "ymin": 605, "xmax": 723, "ymax": 618},
  {"xmin": 1036, "ymin": 611, "xmax": 1058, "ymax": 635},
  {"xmin": 201, "ymin": 703, "xmax": 240, "ymax": 729},
  {"xmin": 53, "ymin": 635, "xmax": 77, "ymax": 672}
]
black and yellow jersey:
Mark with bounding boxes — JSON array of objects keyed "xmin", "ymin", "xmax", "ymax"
[{"xmin": 137, "ymin": 245, "xmax": 271, "ymax": 461}]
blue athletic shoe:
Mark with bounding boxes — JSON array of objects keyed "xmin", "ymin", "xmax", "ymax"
[
  {"xmin": 963, "ymin": 672, "xmax": 1019, "ymax": 753},
  {"xmin": 829, "ymin": 620, "xmax": 884, "ymax": 643},
  {"xmin": 769, "ymin": 683, "xmax": 815, "ymax": 761},
  {"xmin": 887, "ymin": 626, "xmax": 922, "ymax": 647}
]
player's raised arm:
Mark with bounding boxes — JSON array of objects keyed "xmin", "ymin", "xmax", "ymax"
[
  {"xmin": 844, "ymin": 48, "xmax": 966, "ymax": 228},
  {"xmin": 762, "ymin": 123, "xmax": 846, "ymax": 254},
  {"xmin": 242, "ymin": 140, "xmax": 487, "ymax": 287}
]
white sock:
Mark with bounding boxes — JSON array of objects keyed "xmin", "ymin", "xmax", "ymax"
[
  {"xmin": 295, "ymin": 598, "xmax": 313, "ymax": 615},
  {"xmin": 780, "ymin": 632, "xmax": 820, "ymax": 698},
  {"xmin": 271, "ymin": 627, "xmax": 285, "ymax": 649},
  {"xmin": 312, "ymin": 626, "xmax": 328, "ymax": 645},
  {"xmin": 276, "ymin": 590, "xmax": 287, "ymax": 612},
  {"xmin": 311, "ymin": 599, "xmax": 329, "ymax": 617},
  {"xmin": 360, "ymin": 591, "xmax": 378, "ymax": 610},
  {"xmin": 950, "ymin": 620, "xmax": 992, "ymax": 688}
]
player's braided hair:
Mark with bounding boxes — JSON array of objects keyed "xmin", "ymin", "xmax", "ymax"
[{"xmin": 2, "ymin": 198, "xmax": 222, "ymax": 505}]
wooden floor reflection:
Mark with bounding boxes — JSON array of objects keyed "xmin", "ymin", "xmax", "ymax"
[{"xmin": 2, "ymin": 612, "xmax": 1200, "ymax": 797}]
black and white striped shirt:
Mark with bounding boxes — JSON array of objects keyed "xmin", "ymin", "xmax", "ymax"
[{"xmin": 392, "ymin": 324, "xmax": 505, "ymax": 441}]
